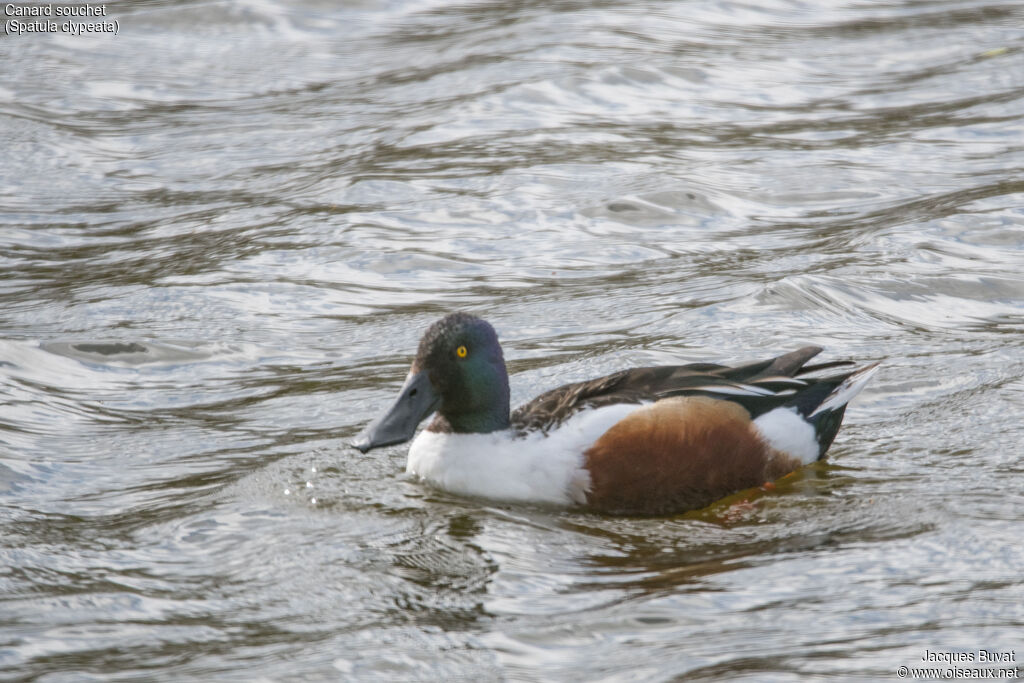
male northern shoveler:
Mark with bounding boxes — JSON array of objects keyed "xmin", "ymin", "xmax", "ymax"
[{"xmin": 353, "ymin": 312, "xmax": 878, "ymax": 516}]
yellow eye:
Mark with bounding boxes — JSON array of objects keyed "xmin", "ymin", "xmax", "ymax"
[{"xmin": 456, "ymin": 345, "xmax": 468, "ymax": 358}]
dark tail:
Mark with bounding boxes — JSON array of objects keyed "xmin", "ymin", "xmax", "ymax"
[{"xmin": 786, "ymin": 362, "xmax": 880, "ymax": 459}]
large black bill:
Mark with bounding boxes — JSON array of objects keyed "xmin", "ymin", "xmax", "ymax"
[{"xmin": 351, "ymin": 371, "xmax": 440, "ymax": 453}]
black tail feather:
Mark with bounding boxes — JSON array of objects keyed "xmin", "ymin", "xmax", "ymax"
[
  {"xmin": 809, "ymin": 405, "xmax": 847, "ymax": 459},
  {"xmin": 782, "ymin": 378, "xmax": 843, "ymax": 419}
]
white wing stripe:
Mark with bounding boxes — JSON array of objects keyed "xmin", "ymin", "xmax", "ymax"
[
  {"xmin": 810, "ymin": 363, "xmax": 880, "ymax": 417},
  {"xmin": 688, "ymin": 383, "xmax": 775, "ymax": 397}
]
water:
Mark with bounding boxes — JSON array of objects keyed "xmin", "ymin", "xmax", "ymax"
[{"xmin": 2, "ymin": 0, "xmax": 1023, "ymax": 680}]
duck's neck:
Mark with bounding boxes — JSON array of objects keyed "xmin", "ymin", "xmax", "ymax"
[
  {"xmin": 431, "ymin": 370, "xmax": 511, "ymax": 434},
  {"xmin": 430, "ymin": 405, "xmax": 510, "ymax": 434},
  {"xmin": 429, "ymin": 355, "xmax": 511, "ymax": 435}
]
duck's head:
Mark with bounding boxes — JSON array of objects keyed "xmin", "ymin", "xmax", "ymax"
[{"xmin": 352, "ymin": 313, "xmax": 510, "ymax": 452}]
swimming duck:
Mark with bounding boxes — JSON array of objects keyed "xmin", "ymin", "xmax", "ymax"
[{"xmin": 353, "ymin": 313, "xmax": 878, "ymax": 515}]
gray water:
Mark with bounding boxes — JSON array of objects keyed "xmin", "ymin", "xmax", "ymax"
[{"xmin": 2, "ymin": 0, "xmax": 1023, "ymax": 680}]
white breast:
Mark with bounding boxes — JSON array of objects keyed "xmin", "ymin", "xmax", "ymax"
[{"xmin": 406, "ymin": 403, "xmax": 643, "ymax": 506}]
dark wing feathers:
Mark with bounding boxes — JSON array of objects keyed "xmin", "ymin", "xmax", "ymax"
[
  {"xmin": 797, "ymin": 359, "xmax": 856, "ymax": 375},
  {"xmin": 715, "ymin": 345, "xmax": 822, "ymax": 380},
  {"xmin": 510, "ymin": 346, "xmax": 852, "ymax": 432},
  {"xmin": 510, "ymin": 367, "xmax": 647, "ymax": 433}
]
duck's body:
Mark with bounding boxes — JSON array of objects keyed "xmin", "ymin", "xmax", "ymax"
[
  {"xmin": 353, "ymin": 313, "xmax": 878, "ymax": 516},
  {"xmin": 407, "ymin": 402, "xmax": 636, "ymax": 508}
]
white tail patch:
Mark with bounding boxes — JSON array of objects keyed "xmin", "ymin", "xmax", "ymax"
[
  {"xmin": 810, "ymin": 362, "xmax": 880, "ymax": 418},
  {"xmin": 753, "ymin": 408, "xmax": 819, "ymax": 465}
]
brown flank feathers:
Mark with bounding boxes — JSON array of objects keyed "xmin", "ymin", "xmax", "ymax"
[{"xmin": 583, "ymin": 396, "xmax": 803, "ymax": 515}]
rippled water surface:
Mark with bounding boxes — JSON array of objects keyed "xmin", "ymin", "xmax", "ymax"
[{"xmin": 2, "ymin": 0, "xmax": 1024, "ymax": 680}]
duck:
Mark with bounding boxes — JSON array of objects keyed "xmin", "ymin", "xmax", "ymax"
[{"xmin": 353, "ymin": 312, "xmax": 878, "ymax": 516}]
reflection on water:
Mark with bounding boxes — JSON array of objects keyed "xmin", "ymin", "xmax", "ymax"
[{"xmin": 2, "ymin": 0, "xmax": 1023, "ymax": 679}]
